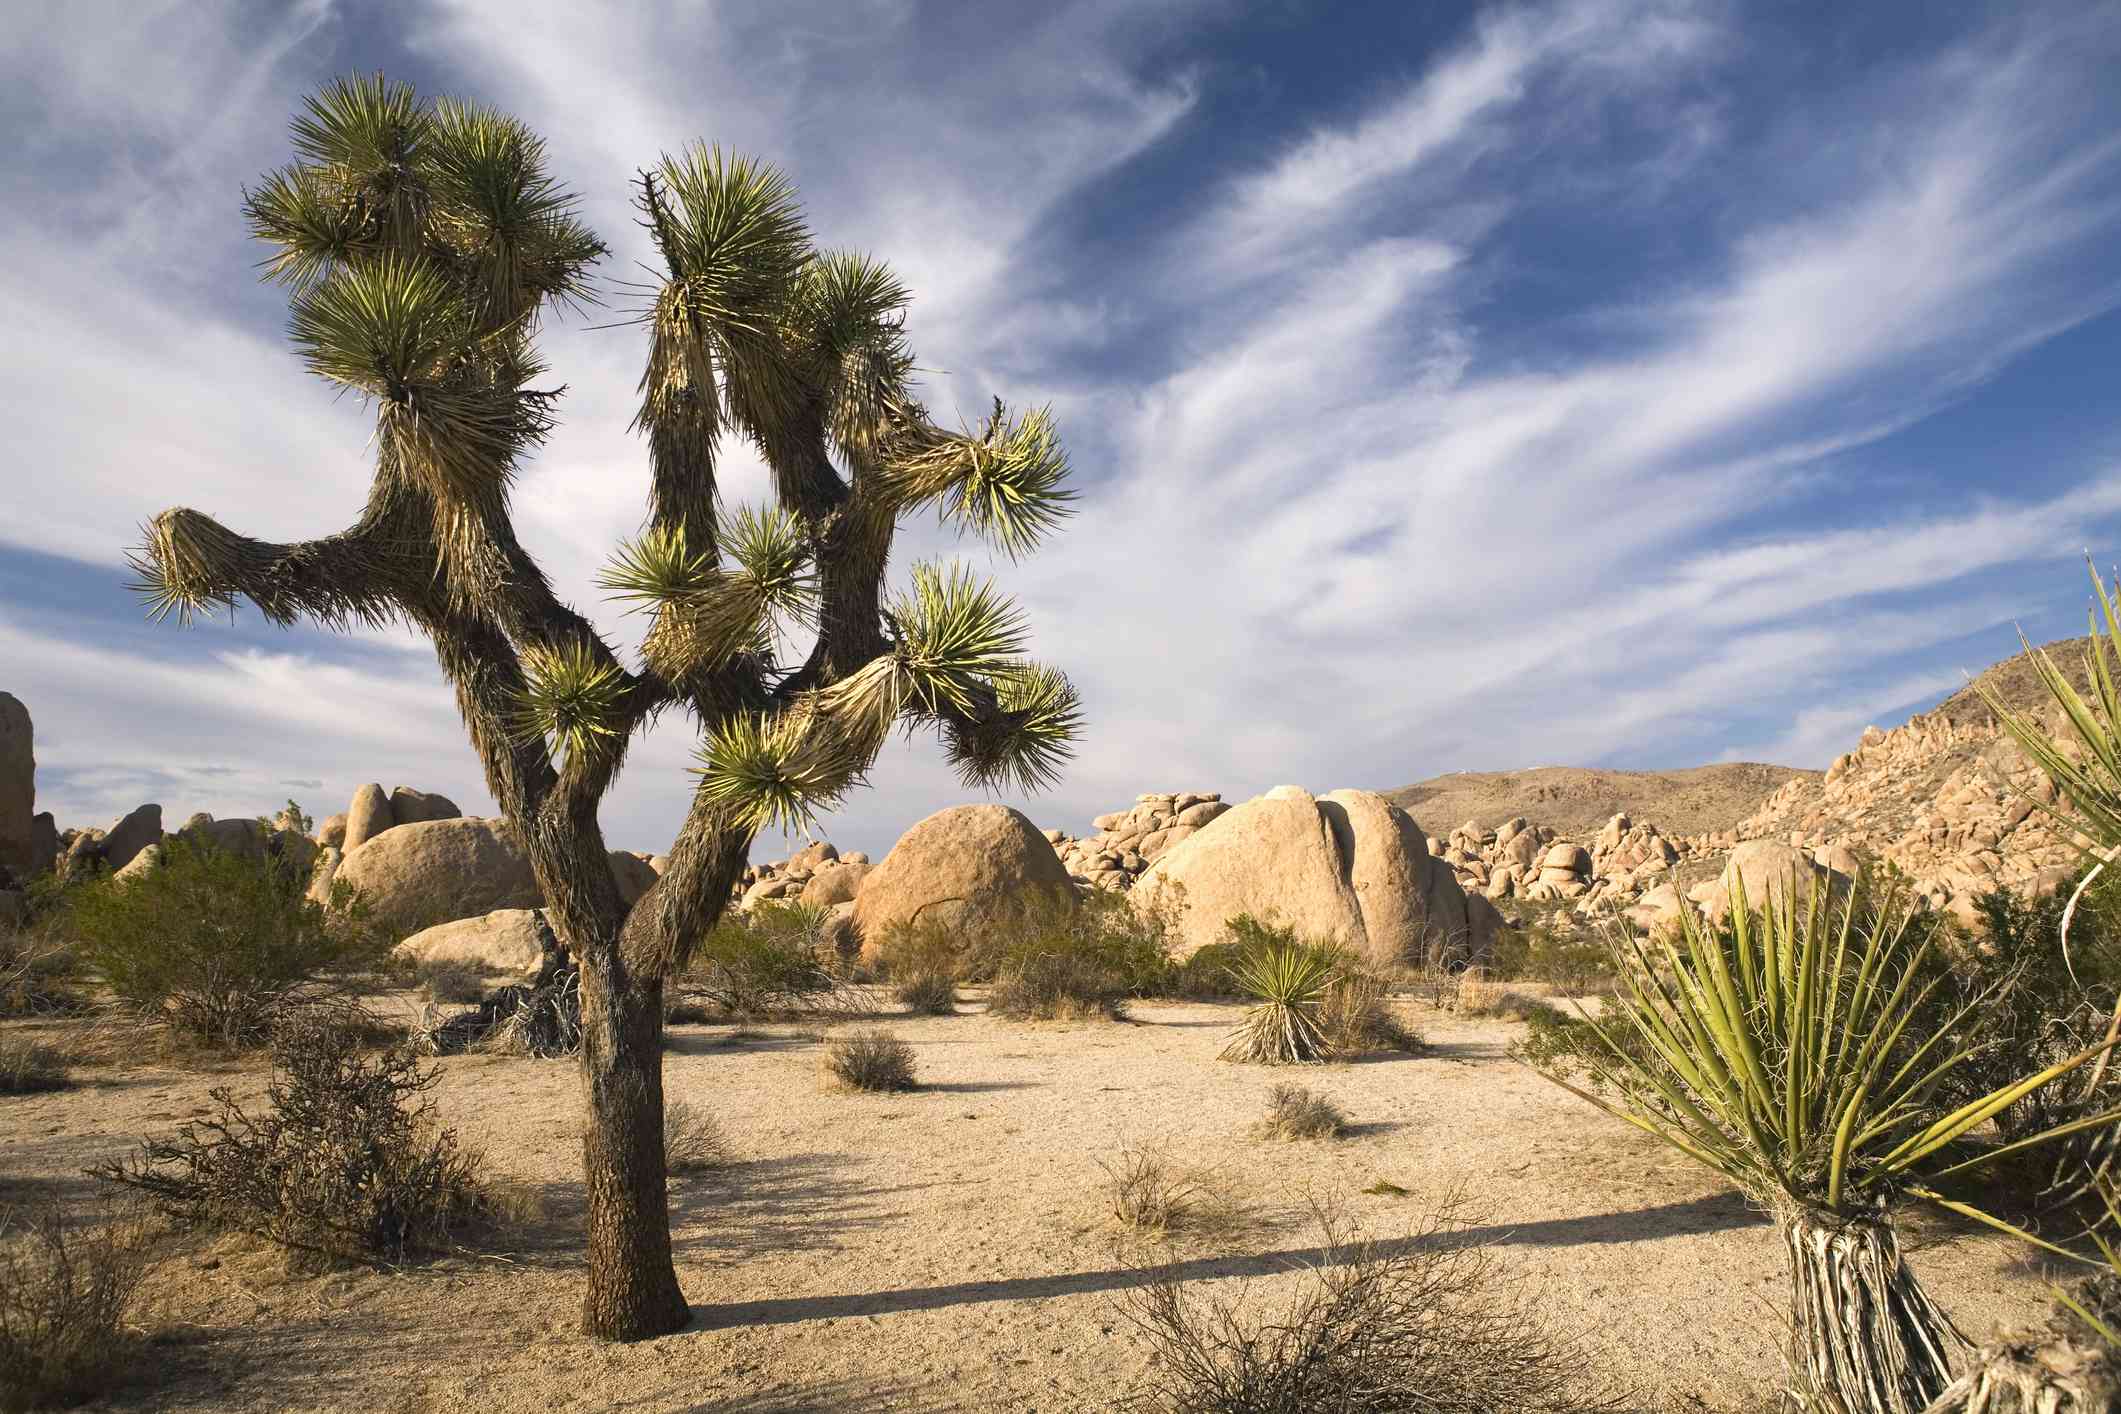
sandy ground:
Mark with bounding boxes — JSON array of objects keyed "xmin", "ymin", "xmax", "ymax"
[{"xmin": 1, "ymin": 996, "xmax": 2063, "ymax": 1413}]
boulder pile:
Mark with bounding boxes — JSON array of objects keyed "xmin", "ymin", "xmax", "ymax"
[{"xmin": 1046, "ymin": 792, "xmax": 1231, "ymax": 890}]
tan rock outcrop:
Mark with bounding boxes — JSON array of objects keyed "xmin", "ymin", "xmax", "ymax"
[
  {"xmin": 852, "ymin": 804, "xmax": 1073, "ymax": 959},
  {"xmin": 335, "ymin": 816, "xmax": 542, "ymax": 936},
  {"xmin": 343, "ymin": 783, "xmax": 394, "ymax": 852},
  {"xmin": 393, "ymin": 908, "xmax": 558, "ymax": 979}
]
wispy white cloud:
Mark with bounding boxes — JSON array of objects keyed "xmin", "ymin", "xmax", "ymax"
[{"xmin": 4, "ymin": 0, "xmax": 2120, "ymax": 859}]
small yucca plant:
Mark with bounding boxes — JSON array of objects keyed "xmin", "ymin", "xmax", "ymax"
[
  {"xmin": 1220, "ymin": 939, "xmax": 1340, "ymax": 1065},
  {"xmin": 1530, "ymin": 874, "xmax": 2121, "ymax": 1414}
]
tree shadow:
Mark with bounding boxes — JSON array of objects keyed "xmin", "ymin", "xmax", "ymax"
[
  {"xmin": 1412, "ymin": 1038, "xmax": 1513, "ymax": 1062},
  {"xmin": 917, "ymin": 1080, "xmax": 1043, "ymax": 1094},
  {"xmin": 693, "ymin": 1190, "xmax": 1767, "ymax": 1330},
  {"xmin": 670, "ymin": 1152, "xmax": 900, "ymax": 1263},
  {"xmin": 612, "ymin": 1377, "xmax": 952, "ymax": 1412}
]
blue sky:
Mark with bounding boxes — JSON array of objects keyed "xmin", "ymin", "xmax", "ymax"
[{"xmin": 4, "ymin": 0, "xmax": 2120, "ymax": 857}]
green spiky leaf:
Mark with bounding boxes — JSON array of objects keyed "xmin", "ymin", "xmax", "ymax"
[
  {"xmin": 513, "ymin": 638, "xmax": 629, "ymax": 766},
  {"xmin": 598, "ymin": 525, "xmax": 715, "ymax": 612},
  {"xmin": 943, "ymin": 661, "xmax": 1083, "ymax": 793},
  {"xmin": 691, "ymin": 712, "xmax": 854, "ymax": 835},
  {"xmin": 889, "ymin": 562, "xmax": 1030, "ymax": 717},
  {"xmin": 878, "ymin": 400, "xmax": 1076, "ymax": 558}
]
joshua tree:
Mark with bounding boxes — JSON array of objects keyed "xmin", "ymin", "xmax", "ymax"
[
  {"xmin": 129, "ymin": 75, "xmax": 1081, "ymax": 1340},
  {"xmin": 1530, "ymin": 876, "xmax": 2121, "ymax": 1413}
]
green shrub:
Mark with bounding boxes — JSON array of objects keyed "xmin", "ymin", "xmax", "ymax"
[
  {"xmin": 1166, "ymin": 941, "xmax": 1252, "ymax": 1000},
  {"xmin": 1486, "ymin": 906, "xmax": 1612, "ymax": 992},
  {"xmin": 977, "ymin": 888, "xmax": 1173, "ymax": 1021},
  {"xmin": 823, "ymin": 1029, "xmax": 917, "ymax": 1092},
  {"xmin": 1942, "ymin": 865, "xmax": 2121, "ymax": 1145},
  {"xmin": 67, "ymin": 836, "xmax": 386, "ymax": 1047},
  {"xmin": 93, "ymin": 1007, "xmax": 493, "ymax": 1264},
  {"xmin": 1, "ymin": 878, "xmax": 92, "ymax": 1018},
  {"xmin": 676, "ymin": 901, "xmax": 839, "ymax": 1017},
  {"xmin": 0, "ymin": 1203, "xmax": 150, "ymax": 1413},
  {"xmin": 0, "ymin": 1038, "xmax": 71, "ymax": 1095},
  {"xmin": 871, "ymin": 921, "xmax": 963, "ymax": 982}
]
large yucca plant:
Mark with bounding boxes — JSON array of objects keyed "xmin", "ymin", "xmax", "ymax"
[
  {"xmin": 1531, "ymin": 874, "xmax": 2121, "ymax": 1414},
  {"xmin": 1220, "ymin": 937, "xmax": 1340, "ymax": 1065}
]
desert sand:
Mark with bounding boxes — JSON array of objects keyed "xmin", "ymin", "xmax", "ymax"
[{"xmin": 2, "ymin": 997, "xmax": 2058, "ymax": 1412}]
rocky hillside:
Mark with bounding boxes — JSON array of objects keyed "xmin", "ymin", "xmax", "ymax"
[
  {"xmin": 1730, "ymin": 637, "xmax": 2102, "ymax": 920},
  {"xmin": 1385, "ymin": 762, "xmax": 1815, "ymax": 839}
]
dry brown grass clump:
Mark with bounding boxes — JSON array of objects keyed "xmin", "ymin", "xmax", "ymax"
[
  {"xmin": 663, "ymin": 1100, "xmax": 732, "ymax": 1174},
  {"xmin": 823, "ymin": 1029, "xmax": 917, "ymax": 1092},
  {"xmin": 0, "ymin": 1037, "xmax": 71, "ymax": 1095},
  {"xmin": 0, "ymin": 1203, "xmax": 151, "ymax": 1413},
  {"xmin": 92, "ymin": 1008, "xmax": 494, "ymax": 1265},
  {"xmin": 1454, "ymin": 969, "xmax": 1547, "ymax": 1020},
  {"xmin": 1255, "ymin": 1084, "xmax": 1347, "ymax": 1142},
  {"xmin": 1115, "ymin": 1193, "xmax": 1631, "ymax": 1414},
  {"xmin": 894, "ymin": 971, "xmax": 956, "ymax": 1015},
  {"xmin": 1100, "ymin": 1144, "xmax": 1248, "ymax": 1241},
  {"xmin": 1317, "ymin": 973, "xmax": 1421, "ymax": 1056}
]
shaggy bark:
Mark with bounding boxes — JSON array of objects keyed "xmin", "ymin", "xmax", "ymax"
[
  {"xmin": 1785, "ymin": 1208, "xmax": 1968, "ymax": 1414},
  {"xmin": 577, "ymin": 952, "xmax": 687, "ymax": 1339}
]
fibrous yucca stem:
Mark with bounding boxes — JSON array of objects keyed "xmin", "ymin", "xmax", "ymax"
[{"xmin": 1785, "ymin": 1207, "xmax": 1966, "ymax": 1414}]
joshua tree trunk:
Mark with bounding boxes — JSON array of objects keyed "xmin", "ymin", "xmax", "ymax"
[
  {"xmin": 578, "ymin": 952, "xmax": 687, "ymax": 1340},
  {"xmin": 1785, "ymin": 1208, "xmax": 1968, "ymax": 1414}
]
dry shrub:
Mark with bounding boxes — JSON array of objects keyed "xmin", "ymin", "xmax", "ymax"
[
  {"xmin": 416, "ymin": 960, "xmax": 496, "ymax": 1005},
  {"xmin": 93, "ymin": 1007, "xmax": 493, "ymax": 1265},
  {"xmin": 1115, "ymin": 1193, "xmax": 1631, "ymax": 1413},
  {"xmin": 1100, "ymin": 1144, "xmax": 1248, "ymax": 1241},
  {"xmin": 0, "ymin": 1038, "xmax": 71, "ymax": 1095},
  {"xmin": 823, "ymin": 1029, "xmax": 917, "ymax": 1092},
  {"xmin": 895, "ymin": 971, "xmax": 956, "ymax": 1015},
  {"xmin": 0, "ymin": 917, "xmax": 87, "ymax": 1019},
  {"xmin": 1455, "ymin": 969, "xmax": 1546, "ymax": 1020},
  {"xmin": 1318, "ymin": 973, "xmax": 1421, "ymax": 1056},
  {"xmin": 0, "ymin": 1203, "xmax": 150, "ymax": 1413},
  {"xmin": 677, "ymin": 902, "xmax": 842, "ymax": 1018},
  {"xmin": 989, "ymin": 949, "xmax": 1132, "ymax": 1021},
  {"xmin": 1256, "ymin": 1084, "xmax": 1346, "ymax": 1142},
  {"xmin": 663, "ymin": 1100, "xmax": 732, "ymax": 1174}
]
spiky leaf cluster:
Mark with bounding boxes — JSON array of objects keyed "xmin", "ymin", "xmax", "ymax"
[
  {"xmin": 245, "ymin": 73, "xmax": 601, "ymax": 512},
  {"xmin": 513, "ymin": 639, "xmax": 630, "ymax": 767},
  {"xmin": 877, "ymin": 399, "xmax": 1076, "ymax": 558}
]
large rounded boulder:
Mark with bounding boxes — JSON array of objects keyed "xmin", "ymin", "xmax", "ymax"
[
  {"xmin": 334, "ymin": 816, "xmax": 543, "ymax": 937},
  {"xmin": 1698, "ymin": 839, "xmax": 1852, "ymax": 920},
  {"xmin": 393, "ymin": 908, "xmax": 560, "ymax": 980},
  {"xmin": 1133, "ymin": 786, "xmax": 1486, "ymax": 966},
  {"xmin": 852, "ymin": 804, "xmax": 1073, "ymax": 957}
]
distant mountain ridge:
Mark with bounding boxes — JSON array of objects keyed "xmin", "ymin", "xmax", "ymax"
[
  {"xmin": 1385, "ymin": 762, "xmax": 1816, "ymax": 840},
  {"xmin": 1382, "ymin": 635, "xmax": 2109, "ymax": 926}
]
